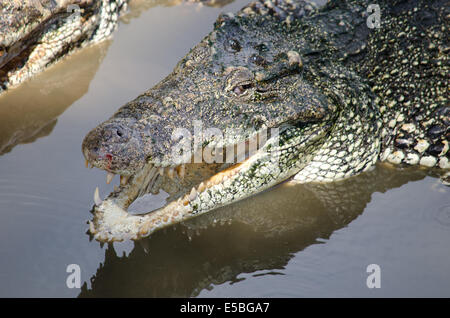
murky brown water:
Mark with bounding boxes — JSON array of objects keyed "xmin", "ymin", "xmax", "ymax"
[{"xmin": 0, "ymin": 0, "xmax": 449, "ymax": 297}]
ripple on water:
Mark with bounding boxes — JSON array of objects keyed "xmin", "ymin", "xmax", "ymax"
[
  {"xmin": 431, "ymin": 204, "xmax": 450, "ymax": 228},
  {"xmin": 0, "ymin": 176, "xmax": 86, "ymax": 220},
  {"xmin": 420, "ymin": 180, "xmax": 450, "ymax": 229}
]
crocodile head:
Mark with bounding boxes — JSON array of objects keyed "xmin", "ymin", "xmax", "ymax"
[
  {"xmin": 82, "ymin": 12, "xmax": 381, "ymax": 242},
  {"xmin": 0, "ymin": 0, "xmax": 127, "ymax": 93},
  {"xmin": 83, "ymin": 12, "xmax": 333, "ymax": 174}
]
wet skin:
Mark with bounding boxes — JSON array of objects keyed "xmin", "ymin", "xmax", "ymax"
[{"xmin": 82, "ymin": 0, "xmax": 448, "ymax": 242}]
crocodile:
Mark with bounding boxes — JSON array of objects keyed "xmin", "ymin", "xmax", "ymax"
[
  {"xmin": 82, "ymin": 0, "xmax": 449, "ymax": 242},
  {"xmin": 0, "ymin": 0, "xmax": 130, "ymax": 94},
  {"xmin": 0, "ymin": 0, "xmax": 237, "ymax": 95}
]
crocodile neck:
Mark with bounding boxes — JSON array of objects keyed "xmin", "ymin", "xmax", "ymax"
[{"xmin": 285, "ymin": 0, "xmax": 448, "ymax": 170}]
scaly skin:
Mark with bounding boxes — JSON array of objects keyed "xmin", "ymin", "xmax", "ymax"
[
  {"xmin": 82, "ymin": 0, "xmax": 449, "ymax": 242},
  {"xmin": 0, "ymin": 0, "xmax": 128, "ymax": 94},
  {"xmin": 0, "ymin": 0, "xmax": 238, "ymax": 94}
]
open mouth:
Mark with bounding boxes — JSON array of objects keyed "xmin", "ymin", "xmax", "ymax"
[
  {"xmin": 87, "ymin": 159, "xmax": 261, "ymax": 243},
  {"xmin": 86, "ymin": 124, "xmax": 327, "ymax": 242},
  {"xmin": 86, "ymin": 129, "xmax": 282, "ymax": 242}
]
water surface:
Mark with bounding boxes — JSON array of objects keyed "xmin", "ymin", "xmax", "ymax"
[{"xmin": 0, "ymin": 0, "xmax": 448, "ymax": 297}]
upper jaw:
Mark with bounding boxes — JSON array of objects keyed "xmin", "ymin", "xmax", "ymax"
[
  {"xmin": 83, "ymin": 122, "xmax": 293, "ymax": 191},
  {"xmin": 84, "ymin": 151, "xmax": 189, "ymax": 190}
]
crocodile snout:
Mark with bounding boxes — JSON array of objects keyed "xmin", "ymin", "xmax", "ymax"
[{"xmin": 82, "ymin": 120, "xmax": 145, "ymax": 175}]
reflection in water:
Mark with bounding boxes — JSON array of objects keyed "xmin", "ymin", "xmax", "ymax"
[
  {"xmin": 79, "ymin": 164, "xmax": 428, "ymax": 297},
  {"xmin": 0, "ymin": 41, "xmax": 110, "ymax": 156}
]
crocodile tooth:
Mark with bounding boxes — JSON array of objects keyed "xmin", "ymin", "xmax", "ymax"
[
  {"xmin": 120, "ymin": 175, "xmax": 129, "ymax": 186},
  {"xmin": 174, "ymin": 165, "xmax": 181, "ymax": 178},
  {"xmin": 198, "ymin": 182, "xmax": 206, "ymax": 192},
  {"xmin": 167, "ymin": 167, "xmax": 174, "ymax": 179},
  {"xmin": 85, "ymin": 159, "xmax": 89, "ymax": 168},
  {"xmin": 211, "ymin": 174, "xmax": 223, "ymax": 185},
  {"xmin": 106, "ymin": 172, "xmax": 114, "ymax": 184},
  {"xmin": 173, "ymin": 166, "xmax": 178, "ymax": 177},
  {"xmin": 139, "ymin": 240, "xmax": 150, "ymax": 254},
  {"xmin": 178, "ymin": 164, "xmax": 185, "ymax": 179},
  {"xmin": 88, "ymin": 221, "xmax": 96, "ymax": 234},
  {"xmin": 189, "ymin": 187, "xmax": 197, "ymax": 201},
  {"xmin": 113, "ymin": 185, "xmax": 119, "ymax": 192},
  {"xmin": 158, "ymin": 167, "xmax": 164, "ymax": 176},
  {"xmin": 94, "ymin": 187, "xmax": 102, "ymax": 205}
]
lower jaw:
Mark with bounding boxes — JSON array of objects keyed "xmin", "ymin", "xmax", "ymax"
[{"xmin": 88, "ymin": 159, "xmax": 251, "ymax": 242}]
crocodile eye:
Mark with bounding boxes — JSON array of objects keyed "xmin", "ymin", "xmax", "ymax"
[
  {"xmin": 233, "ymin": 83, "xmax": 253, "ymax": 95},
  {"xmin": 234, "ymin": 85, "xmax": 245, "ymax": 95},
  {"xmin": 224, "ymin": 67, "xmax": 254, "ymax": 94}
]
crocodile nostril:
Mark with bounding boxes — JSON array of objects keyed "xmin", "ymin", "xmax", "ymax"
[
  {"xmin": 113, "ymin": 126, "xmax": 128, "ymax": 140},
  {"xmin": 102, "ymin": 125, "xmax": 128, "ymax": 141}
]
